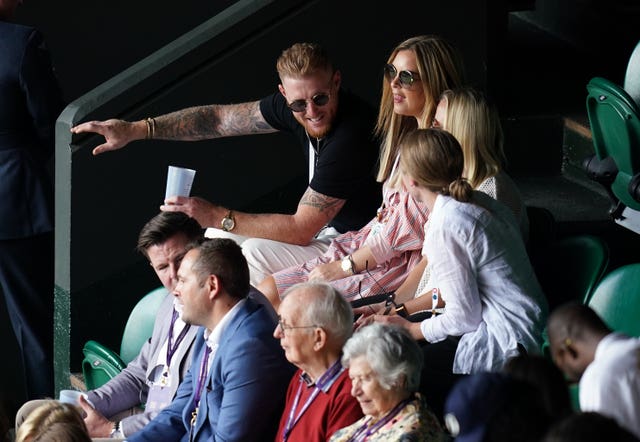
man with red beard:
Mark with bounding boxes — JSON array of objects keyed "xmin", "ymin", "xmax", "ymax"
[{"xmin": 72, "ymin": 42, "xmax": 381, "ymax": 287}]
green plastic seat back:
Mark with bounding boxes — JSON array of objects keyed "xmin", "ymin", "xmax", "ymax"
[
  {"xmin": 535, "ymin": 234, "xmax": 610, "ymax": 310},
  {"xmin": 120, "ymin": 287, "xmax": 168, "ymax": 364},
  {"xmin": 82, "ymin": 340, "xmax": 126, "ymax": 390},
  {"xmin": 586, "ymin": 77, "xmax": 640, "ymax": 211},
  {"xmin": 81, "ymin": 286, "xmax": 168, "ymax": 390},
  {"xmin": 537, "ymin": 235, "xmax": 610, "ymax": 358},
  {"xmin": 587, "ymin": 263, "xmax": 640, "ymax": 337}
]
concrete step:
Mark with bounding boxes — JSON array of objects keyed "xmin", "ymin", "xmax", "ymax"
[{"xmin": 506, "ymin": 114, "xmax": 612, "ymax": 224}]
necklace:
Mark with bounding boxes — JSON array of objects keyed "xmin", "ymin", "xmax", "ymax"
[{"xmin": 345, "ymin": 397, "xmax": 412, "ymax": 442}]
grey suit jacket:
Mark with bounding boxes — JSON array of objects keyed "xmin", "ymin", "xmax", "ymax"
[{"xmin": 87, "ymin": 291, "xmax": 199, "ymax": 436}]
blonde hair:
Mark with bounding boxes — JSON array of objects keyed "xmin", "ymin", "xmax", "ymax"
[
  {"xmin": 375, "ymin": 35, "xmax": 465, "ymax": 184},
  {"xmin": 16, "ymin": 402, "xmax": 91, "ymax": 442},
  {"xmin": 399, "ymin": 128, "xmax": 472, "ymax": 202},
  {"xmin": 441, "ymin": 87, "xmax": 506, "ymax": 188},
  {"xmin": 276, "ymin": 42, "xmax": 334, "ymax": 81}
]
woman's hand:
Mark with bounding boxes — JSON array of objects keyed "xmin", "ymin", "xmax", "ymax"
[
  {"xmin": 308, "ymin": 261, "xmax": 346, "ymax": 282},
  {"xmin": 356, "ymin": 313, "xmax": 406, "ymax": 331},
  {"xmin": 357, "ymin": 313, "xmax": 424, "ymax": 340},
  {"xmin": 353, "ymin": 302, "xmax": 386, "ymax": 329}
]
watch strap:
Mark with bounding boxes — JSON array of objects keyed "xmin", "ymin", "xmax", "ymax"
[{"xmin": 395, "ymin": 304, "xmax": 408, "ymax": 318}]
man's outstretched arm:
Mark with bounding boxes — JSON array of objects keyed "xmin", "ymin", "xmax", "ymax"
[{"xmin": 71, "ymin": 101, "xmax": 277, "ymax": 155}]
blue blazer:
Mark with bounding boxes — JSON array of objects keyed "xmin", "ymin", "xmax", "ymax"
[
  {"xmin": 128, "ymin": 297, "xmax": 294, "ymax": 442},
  {"xmin": 0, "ymin": 21, "xmax": 63, "ymax": 239}
]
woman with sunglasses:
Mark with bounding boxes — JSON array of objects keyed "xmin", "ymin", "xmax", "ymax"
[
  {"xmin": 257, "ymin": 35, "xmax": 465, "ymax": 310},
  {"xmin": 360, "ymin": 128, "xmax": 547, "ymax": 420}
]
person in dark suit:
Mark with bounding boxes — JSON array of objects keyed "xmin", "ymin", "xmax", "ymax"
[
  {"xmin": 128, "ymin": 238, "xmax": 294, "ymax": 442},
  {"xmin": 0, "ymin": 0, "xmax": 64, "ymax": 399}
]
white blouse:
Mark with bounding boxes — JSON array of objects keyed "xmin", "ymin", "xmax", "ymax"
[{"xmin": 419, "ymin": 192, "xmax": 547, "ymax": 374}]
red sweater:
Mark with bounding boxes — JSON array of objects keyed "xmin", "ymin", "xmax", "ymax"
[{"xmin": 275, "ymin": 368, "xmax": 363, "ymax": 442}]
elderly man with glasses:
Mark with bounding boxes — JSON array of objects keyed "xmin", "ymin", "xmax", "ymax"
[
  {"xmin": 273, "ymin": 282, "xmax": 363, "ymax": 442},
  {"xmin": 71, "ymin": 42, "xmax": 381, "ymax": 287}
]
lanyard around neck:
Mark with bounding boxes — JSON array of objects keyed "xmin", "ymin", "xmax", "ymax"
[
  {"xmin": 283, "ymin": 360, "xmax": 344, "ymax": 441},
  {"xmin": 346, "ymin": 396, "xmax": 412, "ymax": 442},
  {"xmin": 166, "ymin": 308, "xmax": 191, "ymax": 369}
]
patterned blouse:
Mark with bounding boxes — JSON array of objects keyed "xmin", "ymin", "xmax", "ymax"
[
  {"xmin": 273, "ymin": 161, "xmax": 428, "ymax": 300},
  {"xmin": 329, "ymin": 394, "xmax": 450, "ymax": 442}
]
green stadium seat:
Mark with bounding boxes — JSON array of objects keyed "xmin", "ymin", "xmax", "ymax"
[
  {"xmin": 584, "ymin": 77, "xmax": 640, "ymax": 234},
  {"xmin": 82, "ymin": 286, "xmax": 168, "ymax": 390}
]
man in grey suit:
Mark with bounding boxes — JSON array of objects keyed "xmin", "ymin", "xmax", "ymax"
[
  {"xmin": 15, "ymin": 212, "xmax": 202, "ymax": 438},
  {"xmin": 79, "ymin": 212, "xmax": 203, "ymax": 438}
]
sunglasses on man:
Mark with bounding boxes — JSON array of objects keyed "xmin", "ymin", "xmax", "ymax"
[
  {"xmin": 287, "ymin": 93, "xmax": 331, "ymax": 113},
  {"xmin": 384, "ymin": 64, "xmax": 420, "ymax": 88}
]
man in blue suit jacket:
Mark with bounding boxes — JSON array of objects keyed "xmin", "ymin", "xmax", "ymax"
[
  {"xmin": 128, "ymin": 238, "xmax": 294, "ymax": 442},
  {"xmin": 0, "ymin": 0, "xmax": 64, "ymax": 399}
]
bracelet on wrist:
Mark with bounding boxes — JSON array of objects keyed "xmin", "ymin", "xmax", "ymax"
[{"xmin": 145, "ymin": 117, "xmax": 155, "ymax": 139}]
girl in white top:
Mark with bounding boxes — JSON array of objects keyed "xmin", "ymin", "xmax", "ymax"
[{"xmin": 361, "ymin": 128, "xmax": 547, "ymax": 374}]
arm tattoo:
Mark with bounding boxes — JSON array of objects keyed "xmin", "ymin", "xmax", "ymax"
[
  {"xmin": 300, "ymin": 188, "xmax": 344, "ymax": 217},
  {"xmin": 153, "ymin": 101, "xmax": 275, "ymax": 140}
]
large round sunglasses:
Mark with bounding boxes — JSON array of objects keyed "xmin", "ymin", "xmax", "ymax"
[
  {"xmin": 287, "ymin": 93, "xmax": 331, "ymax": 113},
  {"xmin": 384, "ymin": 64, "xmax": 420, "ymax": 88}
]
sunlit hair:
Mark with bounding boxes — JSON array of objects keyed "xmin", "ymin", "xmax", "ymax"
[
  {"xmin": 282, "ymin": 281, "xmax": 354, "ymax": 346},
  {"xmin": 186, "ymin": 238, "xmax": 250, "ymax": 299},
  {"xmin": 441, "ymin": 87, "xmax": 506, "ymax": 188},
  {"xmin": 399, "ymin": 128, "xmax": 472, "ymax": 202},
  {"xmin": 136, "ymin": 212, "xmax": 203, "ymax": 259},
  {"xmin": 276, "ymin": 42, "xmax": 334, "ymax": 80},
  {"xmin": 342, "ymin": 323, "xmax": 422, "ymax": 392},
  {"xmin": 375, "ymin": 35, "xmax": 465, "ymax": 185},
  {"xmin": 16, "ymin": 402, "xmax": 91, "ymax": 442}
]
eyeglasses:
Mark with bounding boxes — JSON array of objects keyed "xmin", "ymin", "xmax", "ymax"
[
  {"xmin": 277, "ymin": 319, "xmax": 319, "ymax": 335},
  {"xmin": 383, "ymin": 64, "xmax": 420, "ymax": 88},
  {"xmin": 287, "ymin": 93, "xmax": 331, "ymax": 113}
]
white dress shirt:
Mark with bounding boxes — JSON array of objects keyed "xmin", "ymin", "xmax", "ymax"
[
  {"xmin": 579, "ymin": 333, "xmax": 640, "ymax": 438},
  {"xmin": 204, "ymin": 299, "xmax": 246, "ymax": 358},
  {"xmin": 419, "ymin": 192, "xmax": 547, "ymax": 374}
]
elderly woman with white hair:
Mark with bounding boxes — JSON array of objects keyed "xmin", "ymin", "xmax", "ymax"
[{"xmin": 329, "ymin": 323, "xmax": 446, "ymax": 441}]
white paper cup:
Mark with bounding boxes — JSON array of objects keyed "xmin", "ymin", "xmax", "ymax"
[
  {"xmin": 165, "ymin": 166, "xmax": 196, "ymax": 199},
  {"xmin": 59, "ymin": 389, "xmax": 85, "ymax": 405}
]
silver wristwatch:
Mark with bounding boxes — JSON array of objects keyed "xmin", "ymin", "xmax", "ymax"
[{"xmin": 341, "ymin": 255, "xmax": 355, "ymax": 275}]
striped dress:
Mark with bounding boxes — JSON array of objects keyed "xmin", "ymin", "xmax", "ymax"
[{"xmin": 273, "ymin": 182, "xmax": 428, "ymax": 300}]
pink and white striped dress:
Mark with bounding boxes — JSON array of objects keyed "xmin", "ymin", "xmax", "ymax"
[{"xmin": 273, "ymin": 180, "xmax": 428, "ymax": 300}]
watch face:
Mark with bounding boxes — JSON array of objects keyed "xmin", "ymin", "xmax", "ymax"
[
  {"xmin": 341, "ymin": 257, "xmax": 352, "ymax": 273},
  {"xmin": 222, "ymin": 217, "xmax": 235, "ymax": 231}
]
